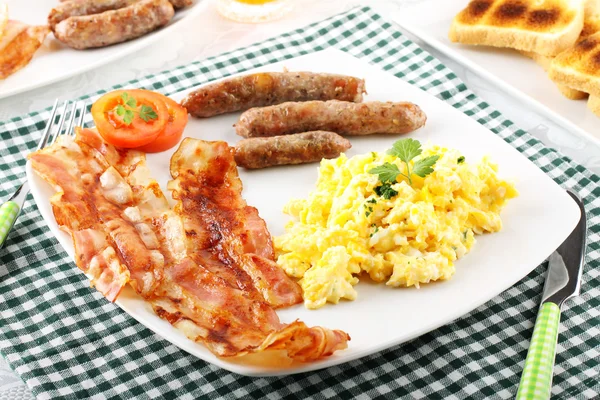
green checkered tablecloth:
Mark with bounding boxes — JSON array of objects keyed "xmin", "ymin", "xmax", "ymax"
[{"xmin": 0, "ymin": 6, "xmax": 598, "ymax": 400}]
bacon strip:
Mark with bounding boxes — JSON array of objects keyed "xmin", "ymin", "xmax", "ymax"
[
  {"xmin": 153, "ymin": 258, "xmax": 284, "ymax": 356},
  {"xmin": 30, "ymin": 130, "xmax": 350, "ymax": 362},
  {"xmin": 258, "ymin": 321, "xmax": 351, "ymax": 362},
  {"xmin": 29, "ymin": 135, "xmax": 130, "ymax": 300},
  {"xmin": 72, "ymin": 229, "xmax": 130, "ymax": 301},
  {"xmin": 0, "ymin": 20, "xmax": 49, "ymax": 79},
  {"xmin": 168, "ymin": 139, "xmax": 303, "ymax": 308},
  {"xmin": 77, "ymin": 130, "xmax": 287, "ymax": 354},
  {"xmin": 241, "ymin": 206, "xmax": 275, "ymax": 260},
  {"xmin": 29, "ymin": 130, "xmax": 162, "ymax": 298},
  {"xmin": 166, "ymin": 138, "xmax": 349, "ymax": 359}
]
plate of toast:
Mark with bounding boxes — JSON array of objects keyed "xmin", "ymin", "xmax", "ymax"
[{"xmin": 396, "ymin": 0, "xmax": 600, "ymax": 145}]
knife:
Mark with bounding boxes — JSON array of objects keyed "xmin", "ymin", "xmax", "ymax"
[{"xmin": 516, "ymin": 190, "xmax": 587, "ymax": 400}]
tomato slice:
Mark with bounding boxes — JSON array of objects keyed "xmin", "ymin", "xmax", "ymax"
[
  {"xmin": 138, "ymin": 97, "xmax": 188, "ymax": 153},
  {"xmin": 91, "ymin": 89, "xmax": 169, "ymax": 148}
]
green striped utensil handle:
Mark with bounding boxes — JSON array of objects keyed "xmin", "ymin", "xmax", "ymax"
[
  {"xmin": 0, "ymin": 201, "xmax": 21, "ymax": 248},
  {"xmin": 516, "ymin": 302, "xmax": 561, "ymax": 400}
]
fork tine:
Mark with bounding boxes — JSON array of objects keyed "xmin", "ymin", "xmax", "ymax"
[
  {"xmin": 50, "ymin": 101, "xmax": 70, "ymax": 146},
  {"xmin": 36, "ymin": 100, "xmax": 59, "ymax": 151},
  {"xmin": 66, "ymin": 101, "xmax": 79, "ymax": 137},
  {"xmin": 77, "ymin": 102, "xmax": 86, "ymax": 129}
]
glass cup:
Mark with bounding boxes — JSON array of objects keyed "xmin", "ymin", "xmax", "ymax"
[{"xmin": 216, "ymin": 0, "xmax": 292, "ymax": 23}]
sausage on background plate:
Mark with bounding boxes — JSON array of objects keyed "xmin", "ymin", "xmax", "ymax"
[
  {"xmin": 168, "ymin": 0, "xmax": 193, "ymax": 8},
  {"xmin": 235, "ymin": 100, "xmax": 427, "ymax": 138},
  {"xmin": 57, "ymin": 0, "xmax": 192, "ymax": 9},
  {"xmin": 234, "ymin": 131, "xmax": 351, "ymax": 169},
  {"xmin": 181, "ymin": 72, "xmax": 366, "ymax": 118},
  {"xmin": 49, "ymin": 0, "xmax": 139, "ymax": 30},
  {"xmin": 53, "ymin": 0, "xmax": 174, "ymax": 50}
]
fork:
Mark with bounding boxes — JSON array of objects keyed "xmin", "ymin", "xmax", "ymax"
[{"xmin": 0, "ymin": 100, "xmax": 86, "ymax": 248}]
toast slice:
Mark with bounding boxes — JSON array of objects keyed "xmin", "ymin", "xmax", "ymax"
[
  {"xmin": 520, "ymin": 11, "xmax": 600, "ymax": 99},
  {"xmin": 549, "ymin": 30, "xmax": 600, "ymax": 96},
  {"xmin": 587, "ymin": 94, "xmax": 600, "ymax": 114},
  {"xmin": 521, "ymin": 49, "xmax": 588, "ymax": 98},
  {"xmin": 585, "ymin": 0, "xmax": 600, "ymax": 15},
  {"xmin": 449, "ymin": 0, "xmax": 586, "ymax": 56}
]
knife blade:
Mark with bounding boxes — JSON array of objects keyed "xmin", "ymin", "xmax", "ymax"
[
  {"xmin": 541, "ymin": 190, "xmax": 587, "ymax": 306},
  {"xmin": 516, "ymin": 190, "xmax": 587, "ymax": 400}
]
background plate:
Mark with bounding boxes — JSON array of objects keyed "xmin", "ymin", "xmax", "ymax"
[
  {"xmin": 0, "ymin": 0, "xmax": 207, "ymax": 99},
  {"xmin": 395, "ymin": 0, "xmax": 600, "ymax": 146},
  {"xmin": 27, "ymin": 49, "xmax": 581, "ymax": 376}
]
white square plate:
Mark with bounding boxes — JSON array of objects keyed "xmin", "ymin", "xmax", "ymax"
[
  {"xmin": 0, "ymin": 0, "xmax": 208, "ymax": 99},
  {"xmin": 394, "ymin": 0, "xmax": 600, "ymax": 146},
  {"xmin": 27, "ymin": 49, "xmax": 580, "ymax": 376}
]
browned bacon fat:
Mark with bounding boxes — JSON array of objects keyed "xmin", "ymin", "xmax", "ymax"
[
  {"xmin": 234, "ymin": 131, "xmax": 351, "ymax": 169},
  {"xmin": 236, "ymin": 100, "xmax": 427, "ymax": 138},
  {"xmin": 53, "ymin": 0, "xmax": 174, "ymax": 49},
  {"xmin": 181, "ymin": 72, "xmax": 366, "ymax": 117}
]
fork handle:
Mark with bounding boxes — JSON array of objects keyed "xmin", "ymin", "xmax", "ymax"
[
  {"xmin": 516, "ymin": 302, "xmax": 561, "ymax": 400},
  {"xmin": 0, "ymin": 201, "xmax": 21, "ymax": 248}
]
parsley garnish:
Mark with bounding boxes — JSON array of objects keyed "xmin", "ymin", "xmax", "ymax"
[
  {"xmin": 369, "ymin": 163, "xmax": 401, "ymax": 200},
  {"xmin": 457, "ymin": 156, "xmax": 465, "ymax": 164},
  {"xmin": 387, "ymin": 138, "xmax": 439, "ymax": 185},
  {"xmin": 113, "ymin": 92, "xmax": 158, "ymax": 125},
  {"xmin": 368, "ymin": 139, "xmax": 440, "ymax": 194},
  {"xmin": 369, "ymin": 225, "xmax": 379, "ymax": 237},
  {"xmin": 388, "ymin": 138, "xmax": 423, "ymax": 164},
  {"xmin": 364, "ymin": 199, "xmax": 377, "ymax": 217},
  {"xmin": 139, "ymin": 105, "xmax": 158, "ymax": 122},
  {"xmin": 374, "ymin": 183, "xmax": 398, "ymax": 199},
  {"xmin": 369, "ymin": 163, "xmax": 401, "ymax": 184},
  {"xmin": 412, "ymin": 156, "xmax": 438, "ymax": 178}
]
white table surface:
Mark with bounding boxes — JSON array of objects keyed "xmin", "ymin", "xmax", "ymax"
[{"xmin": 1, "ymin": 0, "xmax": 599, "ymax": 398}]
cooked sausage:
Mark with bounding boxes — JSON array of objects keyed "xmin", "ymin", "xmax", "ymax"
[
  {"xmin": 49, "ymin": 0, "xmax": 140, "ymax": 30},
  {"xmin": 234, "ymin": 131, "xmax": 351, "ymax": 169},
  {"xmin": 235, "ymin": 100, "xmax": 427, "ymax": 138},
  {"xmin": 169, "ymin": 0, "xmax": 193, "ymax": 8},
  {"xmin": 53, "ymin": 0, "xmax": 174, "ymax": 50},
  {"xmin": 56, "ymin": 0, "xmax": 190, "ymax": 10},
  {"xmin": 181, "ymin": 72, "xmax": 366, "ymax": 118}
]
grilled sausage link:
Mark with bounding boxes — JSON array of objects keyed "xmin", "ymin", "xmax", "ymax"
[
  {"xmin": 181, "ymin": 72, "xmax": 366, "ymax": 118},
  {"xmin": 235, "ymin": 100, "xmax": 427, "ymax": 138},
  {"xmin": 169, "ymin": 0, "xmax": 193, "ymax": 8},
  {"xmin": 53, "ymin": 0, "xmax": 174, "ymax": 50},
  {"xmin": 234, "ymin": 131, "xmax": 351, "ymax": 169},
  {"xmin": 57, "ymin": 0, "xmax": 191, "ymax": 10},
  {"xmin": 49, "ymin": 0, "xmax": 139, "ymax": 30}
]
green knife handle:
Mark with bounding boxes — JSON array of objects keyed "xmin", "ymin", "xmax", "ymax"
[
  {"xmin": 516, "ymin": 302, "xmax": 561, "ymax": 400},
  {"xmin": 0, "ymin": 201, "xmax": 20, "ymax": 248}
]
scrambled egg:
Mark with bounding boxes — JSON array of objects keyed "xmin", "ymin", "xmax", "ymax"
[{"xmin": 274, "ymin": 145, "xmax": 518, "ymax": 309}]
